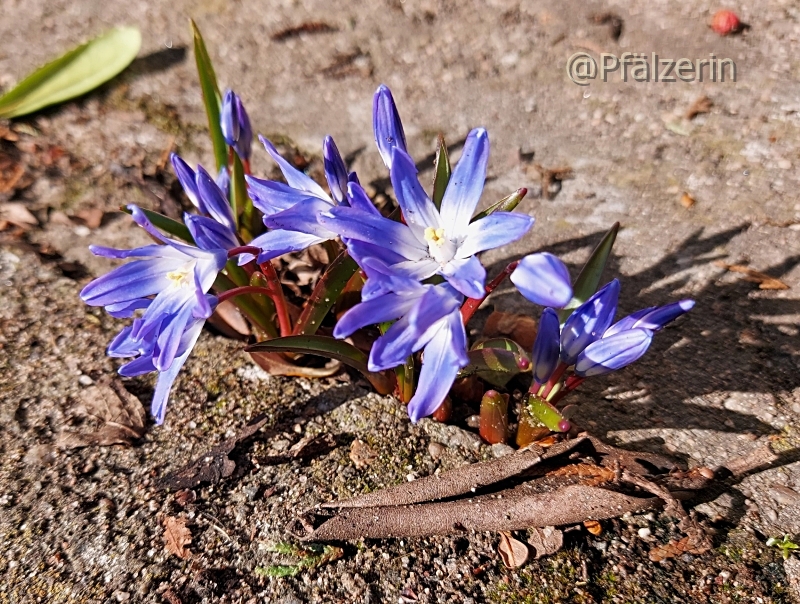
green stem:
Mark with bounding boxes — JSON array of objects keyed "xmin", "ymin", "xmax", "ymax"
[{"xmin": 293, "ymin": 251, "xmax": 359, "ymax": 336}]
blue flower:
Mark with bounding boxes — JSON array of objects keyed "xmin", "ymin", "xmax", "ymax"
[
  {"xmin": 333, "ymin": 258, "xmax": 468, "ymax": 422},
  {"xmin": 245, "ymin": 135, "xmax": 364, "ymax": 262},
  {"xmin": 530, "ymin": 307, "xmax": 561, "ymax": 385},
  {"xmin": 80, "ymin": 206, "xmax": 227, "ymax": 423},
  {"xmin": 603, "ymin": 299, "xmax": 696, "ymax": 337},
  {"xmin": 574, "ymin": 328, "xmax": 653, "ymax": 378},
  {"xmin": 560, "ymin": 280, "xmax": 620, "ymax": 365},
  {"xmin": 511, "ymin": 252, "xmax": 573, "ymax": 308},
  {"xmin": 220, "ymin": 89, "xmax": 253, "ymax": 161},
  {"xmin": 319, "ymin": 129, "xmax": 535, "ymax": 298},
  {"xmin": 373, "ymin": 84, "xmax": 407, "ymax": 169},
  {"xmin": 170, "ymin": 154, "xmax": 239, "ymax": 252}
]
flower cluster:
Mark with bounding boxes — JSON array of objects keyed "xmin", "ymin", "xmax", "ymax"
[{"xmin": 81, "ymin": 59, "xmax": 694, "ymax": 435}]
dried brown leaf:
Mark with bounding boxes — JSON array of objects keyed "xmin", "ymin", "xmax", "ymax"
[
  {"xmin": 498, "ymin": 531, "xmax": 530, "ymax": 568},
  {"xmin": 0, "ymin": 202, "xmax": 37, "ymax": 229},
  {"xmin": 715, "ymin": 261, "xmax": 789, "ymax": 290},
  {"xmin": 648, "ymin": 530, "xmax": 710, "ymax": 562},
  {"xmin": 57, "ymin": 383, "xmax": 146, "ymax": 449},
  {"xmin": 583, "ymin": 519, "xmax": 603, "ymax": 535},
  {"xmin": 482, "ymin": 311, "xmax": 538, "ymax": 350},
  {"xmin": 249, "ymin": 351, "xmax": 342, "ymax": 378},
  {"xmin": 156, "ymin": 414, "xmax": 268, "ymax": 490},
  {"xmin": 271, "ymin": 21, "xmax": 337, "ymax": 41},
  {"xmin": 207, "ymin": 299, "xmax": 251, "ymax": 339},
  {"xmin": 680, "ymin": 192, "xmax": 696, "ymax": 208},
  {"xmin": 685, "ymin": 95, "xmax": 713, "ymax": 120},
  {"xmin": 528, "ymin": 526, "xmax": 564, "ymax": 558},
  {"xmin": 163, "ymin": 516, "xmax": 192, "ymax": 559},
  {"xmin": 74, "ymin": 207, "xmax": 104, "ymax": 229}
]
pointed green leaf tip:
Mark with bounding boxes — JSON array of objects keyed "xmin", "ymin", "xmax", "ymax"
[
  {"xmin": 0, "ymin": 27, "xmax": 142, "ymax": 119},
  {"xmin": 190, "ymin": 19, "xmax": 227, "ymax": 172}
]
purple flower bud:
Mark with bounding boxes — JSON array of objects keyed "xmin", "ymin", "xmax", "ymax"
[
  {"xmin": 560, "ymin": 279, "xmax": 620, "ymax": 365},
  {"xmin": 574, "ymin": 328, "xmax": 653, "ymax": 377},
  {"xmin": 220, "ymin": 89, "xmax": 252, "ymax": 160},
  {"xmin": 323, "ymin": 136, "xmax": 348, "ymax": 205},
  {"xmin": 510, "ymin": 252, "xmax": 573, "ymax": 308},
  {"xmin": 373, "ymin": 84, "xmax": 407, "ymax": 169},
  {"xmin": 531, "ymin": 307, "xmax": 561, "ymax": 384},
  {"xmin": 171, "ymin": 154, "xmax": 200, "ymax": 208},
  {"xmin": 216, "ymin": 166, "xmax": 230, "ymax": 199},
  {"xmin": 195, "ymin": 165, "xmax": 236, "ymax": 232},
  {"xmin": 605, "ymin": 299, "xmax": 695, "ymax": 337}
]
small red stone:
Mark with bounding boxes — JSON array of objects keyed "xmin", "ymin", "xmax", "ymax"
[{"xmin": 711, "ymin": 9, "xmax": 741, "ymax": 36}]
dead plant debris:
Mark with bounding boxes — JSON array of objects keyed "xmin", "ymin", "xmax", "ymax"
[
  {"xmin": 714, "ymin": 261, "xmax": 790, "ymax": 290},
  {"xmin": 498, "ymin": 531, "xmax": 530, "ymax": 568},
  {"xmin": 527, "ymin": 526, "xmax": 564, "ymax": 559},
  {"xmin": 686, "ymin": 95, "xmax": 713, "ymax": 120},
  {"xmin": 271, "ymin": 22, "xmax": 337, "ymax": 41},
  {"xmin": 163, "ymin": 516, "xmax": 193, "ymax": 560},
  {"xmin": 482, "ymin": 311, "xmax": 538, "ymax": 350}
]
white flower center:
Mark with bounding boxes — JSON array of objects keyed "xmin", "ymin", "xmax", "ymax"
[
  {"xmin": 166, "ymin": 261, "xmax": 196, "ymax": 289},
  {"xmin": 424, "ymin": 226, "xmax": 457, "ymax": 264}
]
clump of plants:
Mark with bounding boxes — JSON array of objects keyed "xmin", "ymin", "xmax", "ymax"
[{"xmin": 80, "ymin": 23, "xmax": 693, "ymax": 442}]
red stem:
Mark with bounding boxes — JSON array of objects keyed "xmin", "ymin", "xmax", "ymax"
[
  {"xmin": 216, "ymin": 286, "xmax": 274, "ymax": 304},
  {"xmin": 259, "ymin": 261, "xmax": 292, "ymax": 337},
  {"xmin": 460, "ymin": 260, "xmax": 520, "ymax": 324},
  {"xmin": 227, "ymin": 246, "xmax": 261, "ymax": 259}
]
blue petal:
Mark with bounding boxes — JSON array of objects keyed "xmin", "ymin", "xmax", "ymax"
[
  {"xmin": 440, "ymin": 255, "xmax": 486, "ymax": 299},
  {"xmin": 390, "ymin": 148, "xmax": 440, "ymax": 232},
  {"xmin": 333, "ymin": 292, "xmax": 418, "ymax": 338},
  {"xmin": 359, "ymin": 256, "xmax": 427, "ymax": 299},
  {"xmin": 155, "ymin": 303, "xmax": 196, "ymax": 371},
  {"xmin": 185, "ymin": 214, "xmax": 239, "ymax": 251},
  {"xmin": 510, "ymin": 252, "xmax": 573, "ymax": 308},
  {"xmin": 150, "ymin": 319, "xmax": 206, "ymax": 425},
  {"xmin": 407, "ymin": 311, "xmax": 468, "ymax": 422},
  {"xmin": 248, "ymin": 229, "xmax": 326, "ymax": 263},
  {"xmin": 118, "ymin": 355, "xmax": 156, "ymax": 377},
  {"xmin": 347, "ymin": 240, "xmax": 409, "ymax": 270},
  {"xmin": 323, "ymin": 136, "xmax": 348, "ymax": 205},
  {"xmin": 246, "ymin": 175, "xmax": 320, "ymax": 216},
  {"xmin": 108, "ymin": 325, "xmax": 145, "ymax": 357},
  {"xmin": 560, "ymin": 279, "xmax": 620, "ymax": 365},
  {"xmin": 531, "ymin": 308, "xmax": 561, "ymax": 384},
  {"xmin": 369, "ymin": 285, "xmax": 462, "ymax": 370},
  {"xmin": 607, "ymin": 299, "xmax": 695, "ymax": 337},
  {"xmin": 259, "ymin": 136, "xmax": 329, "ymax": 199},
  {"xmin": 216, "ymin": 167, "xmax": 231, "ymax": 199},
  {"xmin": 319, "ymin": 207, "xmax": 427, "ymax": 260},
  {"xmin": 80, "ymin": 258, "xmax": 178, "ymax": 306},
  {"xmin": 263, "ymin": 197, "xmax": 335, "ymax": 238},
  {"xmin": 196, "ymin": 165, "xmax": 236, "ymax": 230},
  {"xmin": 346, "ymin": 182, "xmax": 380, "ymax": 216},
  {"xmin": 106, "ymin": 298, "xmax": 151, "ymax": 319},
  {"xmin": 89, "ymin": 243, "xmax": 184, "ymax": 260},
  {"xmin": 459, "ymin": 212, "xmax": 535, "ymax": 258},
  {"xmin": 170, "ymin": 154, "xmax": 199, "ymax": 208},
  {"xmin": 574, "ymin": 328, "xmax": 653, "ymax": 377},
  {"xmin": 439, "ymin": 128, "xmax": 489, "ymax": 239},
  {"xmin": 373, "ymin": 84, "xmax": 407, "ymax": 168},
  {"xmin": 220, "ymin": 89, "xmax": 239, "ymax": 145}
]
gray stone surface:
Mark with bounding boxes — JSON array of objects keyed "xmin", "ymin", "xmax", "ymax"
[{"xmin": 1, "ymin": 0, "xmax": 800, "ymax": 602}]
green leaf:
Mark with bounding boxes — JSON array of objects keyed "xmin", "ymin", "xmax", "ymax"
[
  {"xmin": 120, "ymin": 206, "xmax": 193, "ymax": 242},
  {"xmin": 230, "ymin": 152, "xmax": 247, "ymax": 231},
  {"xmin": 431, "ymin": 134, "xmax": 451, "ymax": 210},
  {"xmin": 471, "ymin": 188, "xmax": 528, "ymax": 222},
  {"xmin": 246, "ymin": 335, "xmax": 394, "ymax": 394},
  {"xmin": 190, "ymin": 19, "xmax": 228, "ymax": 172},
  {"xmin": 293, "ymin": 252, "xmax": 359, "ymax": 336},
  {"xmin": 460, "ymin": 340, "xmax": 531, "ymax": 387},
  {"xmin": 0, "ymin": 27, "xmax": 141, "ymax": 119},
  {"xmin": 526, "ymin": 394, "xmax": 566, "ymax": 432},
  {"xmin": 558, "ymin": 222, "xmax": 619, "ymax": 323}
]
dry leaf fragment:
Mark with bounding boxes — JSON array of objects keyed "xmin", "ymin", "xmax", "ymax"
[
  {"xmin": 528, "ymin": 526, "xmax": 564, "ymax": 558},
  {"xmin": 57, "ymin": 382, "xmax": 146, "ymax": 449},
  {"xmin": 498, "ymin": 531, "xmax": 530, "ymax": 568},
  {"xmin": 680, "ymin": 192, "xmax": 695, "ymax": 208},
  {"xmin": 156, "ymin": 414, "xmax": 268, "ymax": 490},
  {"xmin": 685, "ymin": 95, "xmax": 713, "ymax": 120},
  {"xmin": 0, "ymin": 202, "xmax": 37, "ymax": 230},
  {"xmin": 583, "ymin": 519, "xmax": 603, "ymax": 535},
  {"xmin": 74, "ymin": 207, "xmax": 104, "ymax": 229},
  {"xmin": 349, "ymin": 439, "xmax": 378, "ymax": 469},
  {"xmin": 482, "ymin": 311, "xmax": 538, "ymax": 350},
  {"xmin": 714, "ymin": 261, "xmax": 789, "ymax": 290},
  {"xmin": 163, "ymin": 516, "xmax": 192, "ymax": 560},
  {"xmin": 648, "ymin": 531, "xmax": 710, "ymax": 562}
]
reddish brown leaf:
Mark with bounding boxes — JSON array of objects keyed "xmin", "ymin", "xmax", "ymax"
[
  {"xmin": 583, "ymin": 519, "xmax": 603, "ymax": 535},
  {"xmin": 163, "ymin": 516, "xmax": 192, "ymax": 560},
  {"xmin": 482, "ymin": 311, "xmax": 538, "ymax": 350},
  {"xmin": 685, "ymin": 95, "xmax": 713, "ymax": 120},
  {"xmin": 498, "ymin": 531, "xmax": 530, "ymax": 568},
  {"xmin": 649, "ymin": 530, "xmax": 710, "ymax": 562}
]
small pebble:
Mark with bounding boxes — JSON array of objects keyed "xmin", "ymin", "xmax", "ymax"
[
  {"xmin": 637, "ymin": 527, "xmax": 651, "ymax": 539},
  {"xmin": 428, "ymin": 442, "xmax": 445, "ymax": 459},
  {"xmin": 491, "ymin": 443, "xmax": 515, "ymax": 458},
  {"xmin": 78, "ymin": 375, "xmax": 93, "ymax": 386}
]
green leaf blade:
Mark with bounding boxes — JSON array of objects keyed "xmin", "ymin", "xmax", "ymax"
[
  {"xmin": 190, "ymin": 20, "xmax": 228, "ymax": 172},
  {"xmin": 0, "ymin": 27, "xmax": 142, "ymax": 119},
  {"xmin": 558, "ymin": 222, "xmax": 619, "ymax": 323},
  {"xmin": 431, "ymin": 134, "xmax": 451, "ymax": 210}
]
